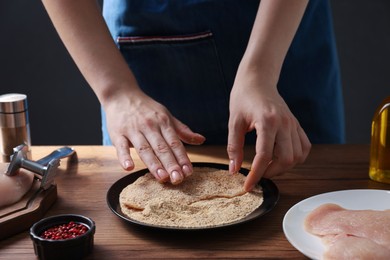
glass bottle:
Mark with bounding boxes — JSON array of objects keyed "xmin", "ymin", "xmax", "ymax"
[{"xmin": 369, "ymin": 96, "xmax": 390, "ymax": 183}]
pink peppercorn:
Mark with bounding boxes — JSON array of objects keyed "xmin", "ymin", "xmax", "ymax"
[{"xmin": 40, "ymin": 221, "xmax": 89, "ymax": 240}]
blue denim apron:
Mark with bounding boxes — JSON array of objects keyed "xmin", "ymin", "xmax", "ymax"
[{"xmin": 101, "ymin": 0, "xmax": 345, "ymax": 145}]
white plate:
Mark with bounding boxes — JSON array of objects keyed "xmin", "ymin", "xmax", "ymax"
[{"xmin": 282, "ymin": 189, "xmax": 390, "ymax": 260}]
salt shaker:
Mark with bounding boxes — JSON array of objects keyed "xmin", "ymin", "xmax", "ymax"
[
  {"xmin": 0, "ymin": 93, "xmax": 31, "ymax": 162},
  {"xmin": 369, "ymin": 96, "xmax": 390, "ymax": 184}
]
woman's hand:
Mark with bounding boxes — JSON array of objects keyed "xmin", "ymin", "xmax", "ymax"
[
  {"xmin": 228, "ymin": 0, "xmax": 310, "ymax": 191},
  {"xmin": 40, "ymin": 0, "xmax": 205, "ymax": 185},
  {"xmin": 227, "ymin": 71, "xmax": 311, "ymax": 191},
  {"xmin": 104, "ymin": 89, "xmax": 205, "ymax": 185}
]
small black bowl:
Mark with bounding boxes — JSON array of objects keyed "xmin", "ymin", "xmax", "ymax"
[{"xmin": 30, "ymin": 214, "xmax": 95, "ymax": 260}]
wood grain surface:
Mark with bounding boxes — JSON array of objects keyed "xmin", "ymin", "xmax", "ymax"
[{"xmin": 0, "ymin": 145, "xmax": 388, "ymax": 259}]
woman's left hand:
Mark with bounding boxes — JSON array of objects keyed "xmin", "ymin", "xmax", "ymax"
[{"xmin": 227, "ymin": 72, "xmax": 311, "ymax": 191}]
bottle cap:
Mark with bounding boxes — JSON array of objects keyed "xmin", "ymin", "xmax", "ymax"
[{"xmin": 0, "ymin": 93, "xmax": 28, "ymax": 113}]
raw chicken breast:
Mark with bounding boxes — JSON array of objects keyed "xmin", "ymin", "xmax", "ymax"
[
  {"xmin": 305, "ymin": 203, "xmax": 390, "ymax": 259},
  {"xmin": 0, "ymin": 164, "xmax": 34, "ymax": 208},
  {"xmin": 305, "ymin": 203, "xmax": 390, "ymax": 248},
  {"xmin": 323, "ymin": 234, "xmax": 390, "ymax": 260}
]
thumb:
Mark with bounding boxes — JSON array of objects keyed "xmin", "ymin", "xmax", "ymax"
[{"xmin": 172, "ymin": 118, "xmax": 206, "ymax": 145}]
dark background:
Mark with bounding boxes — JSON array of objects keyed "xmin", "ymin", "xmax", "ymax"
[{"xmin": 1, "ymin": 0, "xmax": 389, "ymax": 145}]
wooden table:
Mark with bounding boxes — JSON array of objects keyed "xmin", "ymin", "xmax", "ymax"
[{"xmin": 1, "ymin": 145, "xmax": 389, "ymax": 259}]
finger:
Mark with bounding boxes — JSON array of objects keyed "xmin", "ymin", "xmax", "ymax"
[
  {"xmin": 112, "ymin": 135, "xmax": 135, "ymax": 171},
  {"xmin": 262, "ymin": 123, "xmax": 296, "ymax": 179},
  {"xmin": 227, "ymin": 117, "xmax": 246, "ymax": 174},
  {"xmin": 172, "ymin": 118, "xmax": 206, "ymax": 145},
  {"xmin": 291, "ymin": 124, "xmax": 303, "ymax": 162},
  {"xmin": 142, "ymin": 129, "xmax": 185, "ymax": 185},
  {"xmin": 244, "ymin": 126, "xmax": 275, "ymax": 191},
  {"xmin": 263, "ymin": 125, "xmax": 311, "ymax": 179},
  {"xmin": 297, "ymin": 126, "xmax": 311, "ymax": 163},
  {"xmin": 160, "ymin": 125, "xmax": 194, "ymax": 178},
  {"xmin": 130, "ymin": 132, "xmax": 170, "ymax": 183}
]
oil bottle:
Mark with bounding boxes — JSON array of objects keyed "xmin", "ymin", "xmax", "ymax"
[{"xmin": 369, "ymin": 96, "xmax": 390, "ymax": 183}]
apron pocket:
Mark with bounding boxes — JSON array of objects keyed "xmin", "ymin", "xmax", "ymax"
[{"xmin": 117, "ymin": 31, "xmax": 229, "ymax": 143}]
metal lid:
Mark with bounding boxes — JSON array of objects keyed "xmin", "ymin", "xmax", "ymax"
[{"xmin": 0, "ymin": 93, "xmax": 28, "ymax": 113}]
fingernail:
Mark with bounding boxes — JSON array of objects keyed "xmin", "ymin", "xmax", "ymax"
[
  {"xmin": 182, "ymin": 165, "xmax": 192, "ymax": 177},
  {"xmin": 170, "ymin": 170, "xmax": 183, "ymax": 184},
  {"xmin": 244, "ymin": 182, "xmax": 255, "ymax": 192},
  {"xmin": 191, "ymin": 134, "xmax": 206, "ymax": 144},
  {"xmin": 196, "ymin": 134, "xmax": 206, "ymax": 143},
  {"xmin": 123, "ymin": 160, "xmax": 132, "ymax": 170},
  {"xmin": 229, "ymin": 159, "xmax": 236, "ymax": 174},
  {"xmin": 157, "ymin": 169, "xmax": 169, "ymax": 181}
]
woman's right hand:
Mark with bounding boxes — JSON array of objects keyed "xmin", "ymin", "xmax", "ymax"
[{"xmin": 104, "ymin": 89, "xmax": 205, "ymax": 185}]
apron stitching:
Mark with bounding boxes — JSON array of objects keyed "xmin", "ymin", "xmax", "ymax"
[{"xmin": 117, "ymin": 31, "xmax": 213, "ymax": 44}]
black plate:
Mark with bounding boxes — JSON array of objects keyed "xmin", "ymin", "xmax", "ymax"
[{"xmin": 106, "ymin": 162, "xmax": 279, "ymax": 230}]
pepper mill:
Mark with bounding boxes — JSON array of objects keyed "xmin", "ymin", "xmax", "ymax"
[
  {"xmin": 0, "ymin": 93, "xmax": 31, "ymax": 162},
  {"xmin": 369, "ymin": 96, "xmax": 390, "ymax": 184}
]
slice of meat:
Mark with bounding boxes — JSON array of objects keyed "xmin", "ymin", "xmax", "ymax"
[
  {"xmin": 304, "ymin": 203, "xmax": 390, "ymax": 249},
  {"xmin": 322, "ymin": 234, "xmax": 390, "ymax": 260},
  {"xmin": 0, "ymin": 165, "xmax": 34, "ymax": 208},
  {"xmin": 119, "ymin": 167, "xmax": 263, "ymax": 228},
  {"xmin": 120, "ymin": 167, "xmax": 261, "ymax": 210}
]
